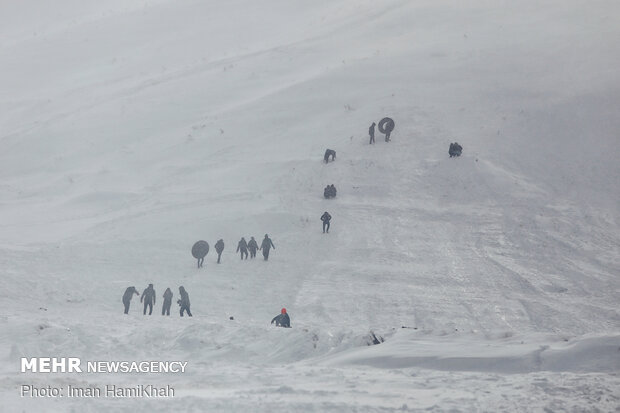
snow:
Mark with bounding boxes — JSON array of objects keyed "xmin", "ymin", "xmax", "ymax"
[{"xmin": 1, "ymin": 0, "xmax": 619, "ymax": 411}]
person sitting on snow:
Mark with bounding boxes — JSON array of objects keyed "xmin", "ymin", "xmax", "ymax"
[
  {"xmin": 449, "ymin": 142, "xmax": 463, "ymax": 157},
  {"xmin": 271, "ymin": 308, "xmax": 291, "ymax": 328},
  {"xmin": 324, "ymin": 184, "xmax": 337, "ymax": 199}
]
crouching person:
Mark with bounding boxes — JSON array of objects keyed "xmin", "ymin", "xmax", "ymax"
[
  {"xmin": 271, "ymin": 308, "xmax": 291, "ymax": 328},
  {"xmin": 324, "ymin": 149, "xmax": 336, "ymax": 163},
  {"xmin": 122, "ymin": 286, "xmax": 139, "ymax": 314}
]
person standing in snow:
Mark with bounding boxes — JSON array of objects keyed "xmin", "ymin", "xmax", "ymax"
[
  {"xmin": 369, "ymin": 122, "xmax": 376, "ymax": 144},
  {"xmin": 215, "ymin": 239, "xmax": 225, "ymax": 264},
  {"xmin": 162, "ymin": 288, "xmax": 173, "ymax": 316},
  {"xmin": 236, "ymin": 237, "xmax": 249, "ymax": 260},
  {"xmin": 321, "ymin": 211, "xmax": 332, "ymax": 233},
  {"xmin": 122, "ymin": 286, "xmax": 139, "ymax": 314},
  {"xmin": 178, "ymin": 286, "xmax": 192, "ymax": 317},
  {"xmin": 248, "ymin": 236, "xmax": 259, "ymax": 259},
  {"xmin": 260, "ymin": 234, "xmax": 275, "ymax": 261},
  {"xmin": 141, "ymin": 283, "xmax": 156, "ymax": 315},
  {"xmin": 271, "ymin": 308, "xmax": 291, "ymax": 328}
]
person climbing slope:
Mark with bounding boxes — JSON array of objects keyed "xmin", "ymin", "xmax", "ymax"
[
  {"xmin": 260, "ymin": 234, "xmax": 275, "ymax": 261},
  {"xmin": 178, "ymin": 286, "xmax": 192, "ymax": 317},
  {"xmin": 248, "ymin": 236, "xmax": 259, "ymax": 259},
  {"xmin": 321, "ymin": 211, "xmax": 332, "ymax": 233},
  {"xmin": 162, "ymin": 288, "xmax": 173, "ymax": 316},
  {"xmin": 369, "ymin": 122, "xmax": 376, "ymax": 144},
  {"xmin": 215, "ymin": 239, "xmax": 225, "ymax": 264},
  {"xmin": 140, "ymin": 283, "xmax": 156, "ymax": 315},
  {"xmin": 236, "ymin": 237, "xmax": 249, "ymax": 260}
]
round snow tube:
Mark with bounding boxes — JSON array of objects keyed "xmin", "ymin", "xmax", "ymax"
[
  {"xmin": 192, "ymin": 240, "xmax": 210, "ymax": 259},
  {"xmin": 378, "ymin": 117, "xmax": 395, "ymax": 134}
]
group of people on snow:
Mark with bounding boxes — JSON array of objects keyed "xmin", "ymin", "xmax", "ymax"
[
  {"xmin": 368, "ymin": 118, "xmax": 463, "ymax": 158},
  {"xmin": 194, "ymin": 234, "xmax": 276, "ymax": 267},
  {"xmin": 449, "ymin": 142, "xmax": 463, "ymax": 157},
  {"xmin": 121, "ymin": 116, "xmax": 465, "ymax": 328},
  {"xmin": 123, "ymin": 284, "xmax": 290, "ymax": 327},
  {"xmin": 123, "ymin": 285, "xmax": 192, "ymax": 317},
  {"xmin": 234, "ymin": 234, "xmax": 275, "ymax": 261},
  {"xmin": 368, "ymin": 117, "xmax": 395, "ymax": 144},
  {"xmin": 323, "ymin": 184, "xmax": 337, "ymax": 199}
]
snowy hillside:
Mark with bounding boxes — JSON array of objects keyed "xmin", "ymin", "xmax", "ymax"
[{"xmin": 1, "ymin": 0, "xmax": 619, "ymax": 411}]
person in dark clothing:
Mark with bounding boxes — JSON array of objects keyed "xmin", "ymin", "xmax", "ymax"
[
  {"xmin": 324, "ymin": 186, "xmax": 331, "ymax": 198},
  {"xmin": 215, "ymin": 239, "xmax": 225, "ymax": 264},
  {"xmin": 324, "ymin": 184, "xmax": 337, "ymax": 199},
  {"xmin": 236, "ymin": 237, "xmax": 249, "ymax": 260},
  {"xmin": 260, "ymin": 234, "xmax": 275, "ymax": 261},
  {"xmin": 324, "ymin": 149, "xmax": 336, "ymax": 163},
  {"xmin": 271, "ymin": 308, "xmax": 291, "ymax": 328},
  {"xmin": 378, "ymin": 117, "xmax": 395, "ymax": 142},
  {"xmin": 162, "ymin": 288, "xmax": 173, "ymax": 316},
  {"xmin": 141, "ymin": 284, "xmax": 156, "ymax": 315},
  {"xmin": 178, "ymin": 286, "xmax": 192, "ymax": 317},
  {"xmin": 449, "ymin": 142, "xmax": 463, "ymax": 157},
  {"xmin": 192, "ymin": 240, "xmax": 209, "ymax": 268},
  {"xmin": 369, "ymin": 122, "xmax": 376, "ymax": 144},
  {"xmin": 122, "ymin": 286, "xmax": 139, "ymax": 314},
  {"xmin": 321, "ymin": 211, "xmax": 332, "ymax": 233},
  {"xmin": 248, "ymin": 236, "xmax": 259, "ymax": 258}
]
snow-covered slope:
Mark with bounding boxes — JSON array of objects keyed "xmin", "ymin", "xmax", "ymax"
[{"xmin": 1, "ymin": 0, "xmax": 619, "ymax": 411}]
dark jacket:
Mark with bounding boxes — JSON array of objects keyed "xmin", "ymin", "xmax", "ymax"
[
  {"xmin": 369, "ymin": 123, "xmax": 375, "ymax": 136},
  {"xmin": 260, "ymin": 237, "xmax": 275, "ymax": 251},
  {"xmin": 215, "ymin": 239, "xmax": 225, "ymax": 253},
  {"xmin": 141, "ymin": 285, "xmax": 156, "ymax": 304},
  {"xmin": 321, "ymin": 212, "xmax": 332, "ymax": 222},
  {"xmin": 247, "ymin": 238, "xmax": 258, "ymax": 250},
  {"xmin": 324, "ymin": 149, "xmax": 336, "ymax": 162},
  {"xmin": 236, "ymin": 238, "xmax": 248, "ymax": 252},
  {"xmin": 122, "ymin": 287, "xmax": 139, "ymax": 303},
  {"xmin": 163, "ymin": 288, "xmax": 173, "ymax": 302},
  {"xmin": 271, "ymin": 313, "xmax": 291, "ymax": 328},
  {"xmin": 178, "ymin": 287, "xmax": 190, "ymax": 307}
]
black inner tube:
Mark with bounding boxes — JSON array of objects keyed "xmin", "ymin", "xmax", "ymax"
[
  {"xmin": 192, "ymin": 240, "xmax": 209, "ymax": 259},
  {"xmin": 378, "ymin": 117, "xmax": 395, "ymax": 134}
]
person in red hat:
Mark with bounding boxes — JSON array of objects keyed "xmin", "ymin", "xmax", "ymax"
[{"xmin": 271, "ymin": 307, "xmax": 291, "ymax": 328}]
